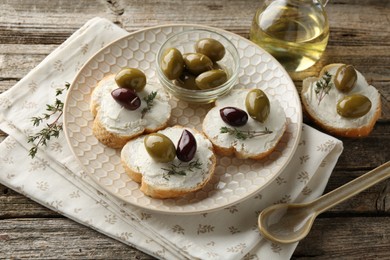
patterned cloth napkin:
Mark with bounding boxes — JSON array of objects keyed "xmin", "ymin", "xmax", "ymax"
[{"xmin": 0, "ymin": 17, "xmax": 343, "ymax": 259}]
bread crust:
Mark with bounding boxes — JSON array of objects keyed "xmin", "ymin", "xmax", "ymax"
[
  {"xmin": 92, "ymin": 115, "xmax": 144, "ymax": 149},
  {"xmin": 120, "ymin": 126, "xmax": 216, "ymax": 199},
  {"xmin": 301, "ymin": 64, "xmax": 382, "ymax": 138}
]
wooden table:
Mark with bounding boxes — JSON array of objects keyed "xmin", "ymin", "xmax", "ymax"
[{"xmin": 1, "ymin": 0, "xmax": 389, "ymax": 259}]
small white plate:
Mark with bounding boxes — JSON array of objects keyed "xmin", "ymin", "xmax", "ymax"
[{"xmin": 64, "ymin": 24, "xmax": 302, "ymax": 214}]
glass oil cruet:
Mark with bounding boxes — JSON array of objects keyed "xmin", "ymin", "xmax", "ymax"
[{"xmin": 250, "ymin": 0, "xmax": 330, "ymax": 72}]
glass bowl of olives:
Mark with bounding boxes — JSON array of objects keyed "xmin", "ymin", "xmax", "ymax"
[{"xmin": 156, "ymin": 29, "xmax": 240, "ymax": 103}]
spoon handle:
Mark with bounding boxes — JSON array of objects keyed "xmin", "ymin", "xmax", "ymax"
[{"xmin": 311, "ymin": 161, "xmax": 390, "ymax": 213}]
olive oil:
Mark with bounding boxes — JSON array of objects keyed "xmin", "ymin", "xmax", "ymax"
[{"xmin": 250, "ymin": 0, "xmax": 329, "ymax": 72}]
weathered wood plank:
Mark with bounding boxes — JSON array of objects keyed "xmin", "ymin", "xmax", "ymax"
[
  {"xmin": 0, "ymin": 0, "xmax": 114, "ymax": 45},
  {"xmin": 0, "ymin": 44, "xmax": 56, "ymax": 79},
  {"xmin": 0, "ymin": 79, "xmax": 17, "ymax": 93},
  {"xmin": 0, "ymin": 184, "xmax": 56, "ymax": 218},
  {"xmin": 0, "ymin": 1, "xmax": 388, "ymax": 44},
  {"xmin": 0, "ymin": 218, "xmax": 153, "ymax": 259},
  {"xmin": 325, "ymin": 172, "xmax": 390, "ymax": 214},
  {"xmin": 294, "ymin": 217, "xmax": 390, "ymax": 259},
  {"xmin": 334, "ymin": 126, "xmax": 390, "ymax": 168}
]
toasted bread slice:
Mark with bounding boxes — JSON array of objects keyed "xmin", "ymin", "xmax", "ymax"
[
  {"xmin": 202, "ymin": 89, "xmax": 287, "ymax": 160},
  {"xmin": 121, "ymin": 126, "xmax": 216, "ymax": 199},
  {"xmin": 301, "ymin": 64, "xmax": 381, "ymax": 138},
  {"xmin": 90, "ymin": 74, "xmax": 171, "ymax": 148}
]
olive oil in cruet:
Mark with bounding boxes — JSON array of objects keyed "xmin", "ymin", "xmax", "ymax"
[{"xmin": 250, "ymin": 0, "xmax": 329, "ymax": 72}]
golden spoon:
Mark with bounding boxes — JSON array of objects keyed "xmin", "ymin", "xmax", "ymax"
[{"xmin": 258, "ymin": 161, "xmax": 390, "ymax": 244}]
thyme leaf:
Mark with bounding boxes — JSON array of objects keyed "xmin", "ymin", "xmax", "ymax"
[
  {"xmin": 27, "ymin": 82, "xmax": 70, "ymax": 158},
  {"xmin": 314, "ymin": 71, "xmax": 333, "ymax": 105},
  {"xmin": 220, "ymin": 126, "xmax": 272, "ymax": 140},
  {"xmin": 161, "ymin": 159, "xmax": 202, "ymax": 180},
  {"xmin": 141, "ymin": 91, "xmax": 157, "ymax": 118}
]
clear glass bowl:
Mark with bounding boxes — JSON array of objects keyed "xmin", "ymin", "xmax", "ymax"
[{"xmin": 156, "ymin": 29, "xmax": 240, "ymax": 104}]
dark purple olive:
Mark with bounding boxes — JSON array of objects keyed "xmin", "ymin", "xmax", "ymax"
[
  {"xmin": 176, "ymin": 129, "xmax": 197, "ymax": 162},
  {"xmin": 111, "ymin": 88, "xmax": 141, "ymax": 110},
  {"xmin": 219, "ymin": 107, "xmax": 248, "ymax": 126}
]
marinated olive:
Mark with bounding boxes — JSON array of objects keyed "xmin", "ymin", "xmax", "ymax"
[
  {"xmin": 195, "ymin": 38, "xmax": 225, "ymax": 62},
  {"xmin": 220, "ymin": 107, "xmax": 248, "ymax": 127},
  {"xmin": 176, "ymin": 130, "xmax": 197, "ymax": 162},
  {"xmin": 245, "ymin": 89, "xmax": 270, "ymax": 123},
  {"xmin": 183, "ymin": 53, "xmax": 213, "ymax": 75},
  {"xmin": 173, "ymin": 71, "xmax": 199, "ymax": 90},
  {"xmin": 336, "ymin": 94, "xmax": 371, "ymax": 118},
  {"xmin": 334, "ymin": 65, "xmax": 357, "ymax": 93},
  {"xmin": 115, "ymin": 68, "xmax": 146, "ymax": 92},
  {"xmin": 111, "ymin": 88, "xmax": 141, "ymax": 110},
  {"xmin": 144, "ymin": 133, "xmax": 176, "ymax": 163},
  {"xmin": 195, "ymin": 69, "xmax": 228, "ymax": 90},
  {"xmin": 161, "ymin": 48, "xmax": 184, "ymax": 80}
]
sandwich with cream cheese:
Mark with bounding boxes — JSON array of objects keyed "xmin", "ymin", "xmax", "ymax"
[
  {"xmin": 121, "ymin": 126, "xmax": 216, "ymax": 199},
  {"xmin": 90, "ymin": 71, "xmax": 171, "ymax": 148},
  {"xmin": 301, "ymin": 63, "xmax": 381, "ymax": 137},
  {"xmin": 202, "ymin": 89, "xmax": 287, "ymax": 160}
]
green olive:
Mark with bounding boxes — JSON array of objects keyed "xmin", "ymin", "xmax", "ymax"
[
  {"xmin": 195, "ymin": 38, "xmax": 226, "ymax": 62},
  {"xmin": 183, "ymin": 53, "xmax": 213, "ymax": 75},
  {"xmin": 336, "ymin": 94, "xmax": 371, "ymax": 118},
  {"xmin": 173, "ymin": 70, "xmax": 200, "ymax": 90},
  {"xmin": 144, "ymin": 133, "xmax": 176, "ymax": 163},
  {"xmin": 115, "ymin": 68, "xmax": 146, "ymax": 92},
  {"xmin": 245, "ymin": 89, "xmax": 270, "ymax": 123},
  {"xmin": 160, "ymin": 48, "xmax": 184, "ymax": 80},
  {"xmin": 334, "ymin": 64, "xmax": 357, "ymax": 93},
  {"xmin": 195, "ymin": 69, "xmax": 228, "ymax": 90}
]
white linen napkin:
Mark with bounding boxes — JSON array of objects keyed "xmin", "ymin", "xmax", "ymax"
[{"xmin": 0, "ymin": 17, "xmax": 343, "ymax": 259}]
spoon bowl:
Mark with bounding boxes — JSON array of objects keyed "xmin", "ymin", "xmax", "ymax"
[
  {"xmin": 259, "ymin": 203, "xmax": 317, "ymax": 244},
  {"xmin": 258, "ymin": 161, "xmax": 390, "ymax": 244}
]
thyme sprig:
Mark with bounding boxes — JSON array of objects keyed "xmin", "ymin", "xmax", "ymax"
[
  {"xmin": 220, "ymin": 126, "xmax": 273, "ymax": 140},
  {"xmin": 314, "ymin": 71, "xmax": 333, "ymax": 105},
  {"xmin": 141, "ymin": 91, "xmax": 157, "ymax": 118},
  {"xmin": 27, "ymin": 82, "xmax": 70, "ymax": 158},
  {"xmin": 161, "ymin": 159, "xmax": 202, "ymax": 180}
]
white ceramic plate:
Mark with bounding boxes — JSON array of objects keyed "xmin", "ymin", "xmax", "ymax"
[{"xmin": 64, "ymin": 24, "xmax": 302, "ymax": 214}]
